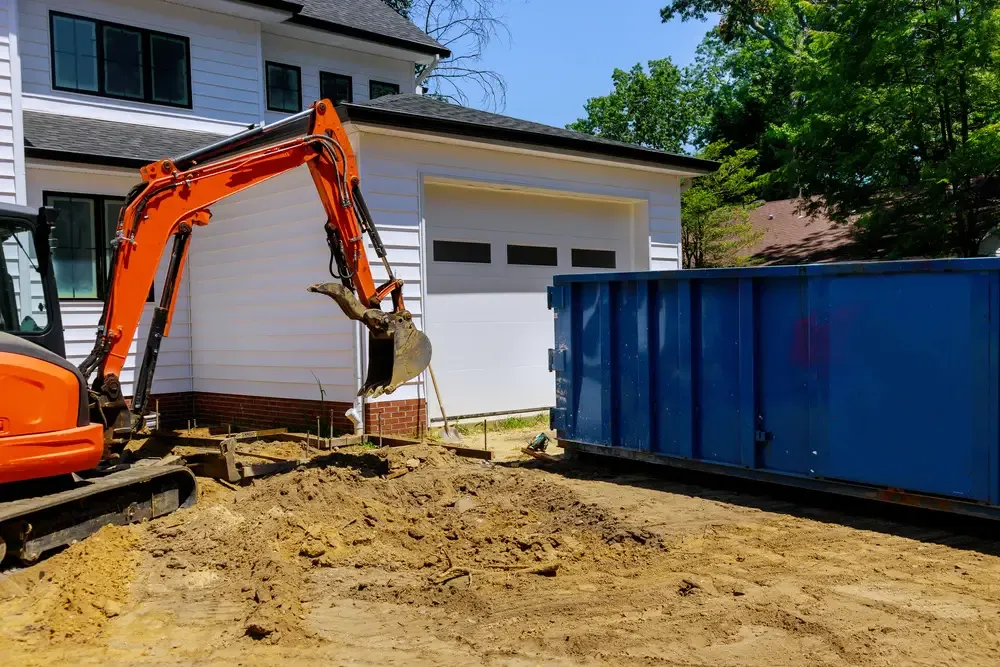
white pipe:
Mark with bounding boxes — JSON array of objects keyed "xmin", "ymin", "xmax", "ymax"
[{"xmin": 415, "ymin": 54, "xmax": 441, "ymax": 92}]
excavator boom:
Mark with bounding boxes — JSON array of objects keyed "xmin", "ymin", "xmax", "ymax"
[{"xmin": 78, "ymin": 100, "xmax": 432, "ymax": 436}]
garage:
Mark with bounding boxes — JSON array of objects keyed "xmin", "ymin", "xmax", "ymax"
[{"xmin": 423, "ymin": 182, "xmax": 638, "ymax": 419}]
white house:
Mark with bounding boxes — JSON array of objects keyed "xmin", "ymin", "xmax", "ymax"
[{"xmin": 0, "ymin": 0, "xmax": 715, "ymax": 436}]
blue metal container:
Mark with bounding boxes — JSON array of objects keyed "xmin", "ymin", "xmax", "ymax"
[{"xmin": 548, "ymin": 259, "xmax": 1000, "ymax": 518}]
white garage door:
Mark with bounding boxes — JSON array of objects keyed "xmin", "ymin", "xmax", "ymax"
[{"xmin": 424, "ymin": 183, "xmax": 636, "ymax": 418}]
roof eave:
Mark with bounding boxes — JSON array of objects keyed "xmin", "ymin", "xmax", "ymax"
[
  {"xmin": 25, "ymin": 147, "xmax": 150, "ymax": 170},
  {"xmin": 286, "ymin": 15, "xmax": 451, "ymax": 58},
  {"xmin": 337, "ymin": 104, "xmax": 719, "ymax": 174}
]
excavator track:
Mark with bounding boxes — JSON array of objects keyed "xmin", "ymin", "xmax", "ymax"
[{"xmin": 0, "ymin": 465, "xmax": 196, "ymax": 564}]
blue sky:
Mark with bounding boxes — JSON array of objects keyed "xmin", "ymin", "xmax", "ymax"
[{"xmin": 475, "ymin": 0, "xmax": 714, "ymax": 127}]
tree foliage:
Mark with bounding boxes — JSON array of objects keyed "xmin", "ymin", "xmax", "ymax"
[
  {"xmin": 681, "ymin": 143, "xmax": 764, "ymax": 267},
  {"xmin": 566, "ymin": 59, "xmax": 694, "ymax": 152},
  {"xmin": 661, "ymin": 0, "xmax": 1000, "ymax": 258},
  {"xmin": 383, "ymin": 0, "xmax": 510, "ymax": 110}
]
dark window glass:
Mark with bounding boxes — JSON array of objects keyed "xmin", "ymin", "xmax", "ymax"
[
  {"xmin": 150, "ymin": 34, "xmax": 189, "ymax": 105},
  {"xmin": 266, "ymin": 62, "xmax": 301, "ymax": 113},
  {"xmin": 507, "ymin": 244, "xmax": 558, "ymax": 266},
  {"xmin": 571, "ymin": 248, "xmax": 616, "ymax": 269},
  {"xmin": 320, "ymin": 72, "xmax": 352, "ymax": 105},
  {"xmin": 103, "ymin": 25, "xmax": 144, "ymax": 99},
  {"xmin": 50, "ymin": 12, "xmax": 190, "ymax": 108},
  {"xmin": 433, "ymin": 240, "xmax": 491, "ymax": 264},
  {"xmin": 51, "ymin": 14, "xmax": 98, "ymax": 92},
  {"xmin": 369, "ymin": 80, "xmax": 400, "ymax": 99},
  {"xmin": 44, "ymin": 193, "xmax": 152, "ymax": 301}
]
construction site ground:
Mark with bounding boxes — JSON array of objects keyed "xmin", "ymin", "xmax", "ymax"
[{"xmin": 2, "ymin": 428, "xmax": 1000, "ymax": 666}]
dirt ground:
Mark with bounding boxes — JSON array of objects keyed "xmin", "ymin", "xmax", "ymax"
[{"xmin": 3, "ymin": 432, "xmax": 1000, "ymax": 666}]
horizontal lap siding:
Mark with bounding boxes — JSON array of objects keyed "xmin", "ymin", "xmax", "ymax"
[
  {"xmin": 261, "ymin": 31, "xmax": 412, "ymax": 125},
  {"xmin": 189, "ymin": 166, "xmax": 357, "ymax": 403},
  {"xmin": 359, "ymin": 134, "xmax": 683, "ymax": 271},
  {"xmin": 20, "ymin": 0, "xmax": 261, "ymax": 127},
  {"xmin": 0, "ymin": 1, "xmax": 17, "ymax": 202},
  {"xmin": 25, "ymin": 164, "xmax": 193, "ymax": 397}
]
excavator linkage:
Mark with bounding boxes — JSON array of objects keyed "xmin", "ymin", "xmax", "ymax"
[{"xmin": 309, "ymin": 282, "xmax": 432, "ymax": 397}]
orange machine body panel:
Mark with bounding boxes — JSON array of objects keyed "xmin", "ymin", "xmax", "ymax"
[{"xmin": 0, "ymin": 351, "xmax": 103, "ymax": 483}]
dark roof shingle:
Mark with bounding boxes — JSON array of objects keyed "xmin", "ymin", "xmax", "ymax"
[
  {"xmin": 749, "ymin": 199, "xmax": 861, "ymax": 265},
  {"xmin": 23, "ymin": 112, "xmax": 229, "ymax": 168},
  {"xmin": 340, "ymin": 94, "xmax": 718, "ymax": 173},
  {"xmin": 244, "ymin": 0, "xmax": 448, "ymax": 56}
]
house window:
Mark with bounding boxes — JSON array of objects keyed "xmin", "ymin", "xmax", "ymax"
[
  {"xmin": 369, "ymin": 80, "xmax": 399, "ymax": 99},
  {"xmin": 433, "ymin": 240, "xmax": 491, "ymax": 264},
  {"xmin": 320, "ymin": 72, "xmax": 352, "ymax": 105},
  {"xmin": 43, "ymin": 192, "xmax": 152, "ymax": 302},
  {"xmin": 266, "ymin": 62, "xmax": 302, "ymax": 113},
  {"xmin": 571, "ymin": 248, "xmax": 616, "ymax": 269},
  {"xmin": 50, "ymin": 12, "xmax": 191, "ymax": 108},
  {"xmin": 507, "ymin": 244, "xmax": 558, "ymax": 266}
]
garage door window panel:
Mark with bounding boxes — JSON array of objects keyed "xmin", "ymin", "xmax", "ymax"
[
  {"xmin": 507, "ymin": 244, "xmax": 557, "ymax": 267},
  {"xmin": 433, "ymin": 240, "xmax": 491, "ymax": 264},
  {"xmin": 572, "ymin": 248, "xmax": 616, "ymax": 269}
]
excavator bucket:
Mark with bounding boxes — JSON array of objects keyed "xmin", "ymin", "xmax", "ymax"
[{"xmin": 308, "ymin": 282, "xmax": 432, "ymax": 397}]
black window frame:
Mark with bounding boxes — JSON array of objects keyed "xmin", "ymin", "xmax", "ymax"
[
  {"xmin": 49, "ymin": 11, "xmax": 192, "ymax": 109},
  {"xmin": 433, "ymin": 239, "xmax": 492, "ymax": 264},
  {"xmin": 506, "ymin": 244, "xmax": 558, "ymax": 267},
  {"xmin": 369, "ymin": 79, "xmax": 400, "ymax": 99},
  {"xmin": 265, "ymin": 61, "xmax": 302, "ymax": 113},
  {"xmin": 571, "ymin": 248, "xmax": 617, "ymax": 269},
  {"xmin": 320, "ymin": 71, "xmax": 353, "ymax": 105},
  {"xmin": 43, "ymin": 191, "xmax": 153, "ymax": 302}
]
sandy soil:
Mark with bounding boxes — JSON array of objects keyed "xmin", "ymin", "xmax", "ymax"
[{"xmin": 2, "ymin": 441, "xmax": 1000, "ymax": 666}]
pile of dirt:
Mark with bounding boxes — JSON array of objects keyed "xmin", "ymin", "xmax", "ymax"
[
  {"xmin": 137, "ymin": 444, "xmax": 666, "ymax": 644},
  {"xmin": 0, "ymin": 525, "xmax": 139, "ymax": 640}
]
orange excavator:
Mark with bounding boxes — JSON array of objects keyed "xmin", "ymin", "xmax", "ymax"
[{"xmin": 0, "ymin": 100, "xmax": 431, "ymax": 563}]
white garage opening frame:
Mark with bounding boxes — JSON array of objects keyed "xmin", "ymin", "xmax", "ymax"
[{"xmin": 417, "ymin": 170, "xmax": 653, "ymax": 423}]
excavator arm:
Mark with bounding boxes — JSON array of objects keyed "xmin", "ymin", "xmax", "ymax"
[{"xmin": 77, "ymin": 100, "xmax": 431, "ymax": 439}]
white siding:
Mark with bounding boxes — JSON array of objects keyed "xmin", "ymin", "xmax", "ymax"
[
  {"xmin": 353, "ymin": 131, "xmax": 683, "ymax": 405},
  {"xmin": 187, "ymin": 166, "xmax": 357, "ymax": 403},
  {"xmin": 260, "ymin": 31, "xmax": 412, "ymax": 125},
  {"xmin": 19, "ymin": 0, "xmax": 263, "ymax": 131},
  {"xmin": 0, "ymin": 0, "xmax": 23, "ymax": 203},
  {"xmin": 25, "ymin": 163, "xmax": 193, "ymax": 397}
]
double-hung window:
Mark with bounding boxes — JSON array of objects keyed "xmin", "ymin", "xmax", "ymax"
[
  {"xmin": 266, "ymin": 62, "xmax": 302, "ymax": 113},
  {"xmin": 44, "ymin": 192, "xmax": 129, "ymax": 300},
  {"xmin": 320, "ymin": 71, "xmax": 353, "ymax": 105},
  {"xmin": 50, "ymin": 12, "xmax": 191, "ymax": 108}
]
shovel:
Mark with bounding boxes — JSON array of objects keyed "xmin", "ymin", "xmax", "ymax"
[{"xmin": 428, "ymin": 364, "xmax": 462, "ymax": 443}]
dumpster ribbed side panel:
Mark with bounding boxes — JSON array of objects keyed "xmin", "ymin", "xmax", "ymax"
[{"xmin": 551, "ymin": 258, "xmax": 1000, "ymax": 517}]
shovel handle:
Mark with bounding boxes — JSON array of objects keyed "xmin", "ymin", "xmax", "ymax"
[{"xmin": 428, "ymin": 364, "xmax": 451, "ymax": 429}]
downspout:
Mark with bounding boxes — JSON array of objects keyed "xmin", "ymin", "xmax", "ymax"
[{"xmin": 415, "ymin": 55, "xmax": 441, "ymax": 93}]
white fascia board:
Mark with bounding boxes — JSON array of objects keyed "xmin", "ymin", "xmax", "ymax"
[
  {"xmin": 349, "ymin": 123, "xmax": 714, "ymax": 178},
  {"xmin": 263, "ymin": 23, "xmax": 437, "ymax": 65},
  {"xmin": 161, "ymin": 0, "xmax": 294, "ymax": 23}
]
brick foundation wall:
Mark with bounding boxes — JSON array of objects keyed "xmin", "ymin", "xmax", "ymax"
[
  {"xmin": 133, "ymin": 392, "xmax": 427, "ymax": 438},
  {"xmin": 193, "ymin": 392, "xmax": 354, "ymax": 434},
  {"xmin": 147, "ymin": 393, "xmax": 194, "ymax": 428},
  {"xmin": 364, "ymin": 398, "xmax": 426, "ymax": 438}
]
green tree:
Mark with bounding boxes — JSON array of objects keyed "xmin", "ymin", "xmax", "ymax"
[
  {"xmin": 681, "ymin": 142, "xmax": 764, "ymax": 267},
  {"xmin": 665, "ymin": 0, "xmax": 1000, "ymax": 258},
  {"xmin": 567, "ymin": 59, "xmax": 694, "ymax": 152}
]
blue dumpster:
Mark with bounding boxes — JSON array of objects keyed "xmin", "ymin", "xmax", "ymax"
[{"xmin": 548, "ymin": 259, "xmax": 1000, "ymax": 518}]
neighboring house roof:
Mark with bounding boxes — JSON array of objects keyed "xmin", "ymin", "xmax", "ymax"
[
  {"xmin": 23, "ymin": 112, "xmax": 228, "ymax": 169},
  {"xmin": 339, "ymin": 94, "xmax": 719, "ymax": 174},
  {"xmin": 749, "ymin": 199, "xmax": 860, "ymax": 265},
  {"xmin": 243, "ymin": 0, "xmax": 450, "ymax": 57}
]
